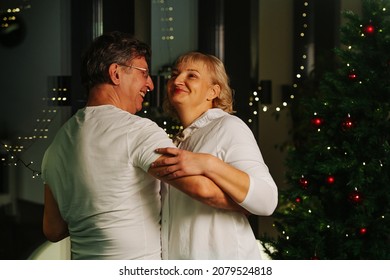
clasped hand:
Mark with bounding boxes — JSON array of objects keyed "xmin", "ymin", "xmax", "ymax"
[{"xmin": 151, "ymin": 147, "xmax": 211, "ymax": 179}]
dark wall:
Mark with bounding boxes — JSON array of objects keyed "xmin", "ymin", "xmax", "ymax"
[
  {"xmin": 70, "ymin": 0, "xmax": 135, "ymax": 113},
  {"xmin": 198, "ymin": 0, "xmax": 256, "ymax": 125},
  {"xmin": 293, "ymin": 0, "xmax": 341, "ymax": 83},
  {"xmin": 198, "ymin": 0, "xmax": 220, "ymax": 55},
  {"xmin": 103, "ymin": 0, "xmax": 134, "ymax": 34},
  {"xmin": 224, "ymin": 1, "xmax": 254, "ymax": 123},
  {"xmin": 70, "ymin": 0, "xmax": 93, "ymax": 112}
]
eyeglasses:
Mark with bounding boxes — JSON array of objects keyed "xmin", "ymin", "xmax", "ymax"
[{"xmin": 119, "ymin": 64, "xmax": 149, "ymax": 78}]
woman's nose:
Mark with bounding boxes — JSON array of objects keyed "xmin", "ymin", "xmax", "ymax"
[{"xmin": 173, "ymin": 75, "xmax": 184, "ymax": 85}]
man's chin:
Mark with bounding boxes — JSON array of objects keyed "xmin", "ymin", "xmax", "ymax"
[{"xmin": 136, "ymin": 104, "xmax": 144, "ymax": 113}]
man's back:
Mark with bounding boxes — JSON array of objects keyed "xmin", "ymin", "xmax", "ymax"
[{"xmin": 42, "ymin": 105, "xmax": 174, "ymax": 259}]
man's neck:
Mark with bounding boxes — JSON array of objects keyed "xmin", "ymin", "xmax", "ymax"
[{"xmin": 86, "ymin": 84, "xmax": 120, "ymax": 107}]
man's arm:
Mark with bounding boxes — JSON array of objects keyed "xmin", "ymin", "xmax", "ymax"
[{"xmin": 43, "ymin": 184, "xmax": 69, "ymax": 242}]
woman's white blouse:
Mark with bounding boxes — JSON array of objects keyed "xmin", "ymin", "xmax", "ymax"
[{"xmin": 162, "ymin": 108, "xmax": 278, "ymax": 259}]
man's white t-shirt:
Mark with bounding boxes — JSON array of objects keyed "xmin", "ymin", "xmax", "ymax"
[{"xmin": 42, "ymin": 105, "xmax": 175, "ymax": 259}]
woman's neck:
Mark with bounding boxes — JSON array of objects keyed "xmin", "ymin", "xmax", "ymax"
[{"xmin": 177, "ymin": 107, "xmax": 209, "ymax": 128}]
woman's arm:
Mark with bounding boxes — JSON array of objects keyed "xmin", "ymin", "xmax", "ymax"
[
  {"xmin": 151, "ymin": 147, "xmax": 278, "ymax": 216},
  {"xmin": 151, "ymin": 148, "xmax": 249, "ymax": 202},
  {"xmin": 148, "ymin": 158, "xmax": 248, "ymax": 213}
]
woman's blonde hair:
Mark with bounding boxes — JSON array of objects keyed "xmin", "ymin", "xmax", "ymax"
[{"xmin": 163, "ymin": 52, "xmax": 235, "ymax": 119}]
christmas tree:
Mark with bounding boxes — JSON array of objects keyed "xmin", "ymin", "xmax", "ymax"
[{"xmin": 261, "ymin": 0, "xmax": 390, "ymax": 259}]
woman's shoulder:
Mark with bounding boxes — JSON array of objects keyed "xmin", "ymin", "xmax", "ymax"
[
  {"xmin": 213, "ymin": 113, "xmax": 257, "ymax": 142},
  {"xmin": 217, "ymin": 112, "xmax": 249, "ymax": 129}
]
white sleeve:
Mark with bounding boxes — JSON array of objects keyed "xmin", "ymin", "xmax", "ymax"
[
  {"xmin": 130, "ymin": 119, "xmax": 175, "ymax": 172},
  {"xmin": 218, "ymin": 116, "xmax": 278, "ymax": 215},
  {"xmin": 238, "ymin": 174, "xmax": 278, "ymax": 216}
]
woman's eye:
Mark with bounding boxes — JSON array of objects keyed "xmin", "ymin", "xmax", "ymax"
[{"xmin": 188, "ymin": 73, "xmax": 197, "ymax": 78}]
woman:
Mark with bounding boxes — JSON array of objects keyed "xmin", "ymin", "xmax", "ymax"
[{"xmin": 152, "ymin": 52, "xmax": 278, "ymax": 259}]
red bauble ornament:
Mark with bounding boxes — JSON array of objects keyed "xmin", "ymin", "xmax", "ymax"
[
  {"xmin": 295, "ymin": 196, "xmax": 302, "ymax": 203},
  {"xmin": 348, "ymin": 72, "xmax": 357, "ymax": 80},
  {"xmin": 310, "ymin": 255, "xmax": 320, "ymax": 260},
  {"xmin": 326, "ymin": 175, "xmax": 335, "ymax": 184},
  {"xmin": 299, "ymin": 177, "xmax": 309, "ymax": 189},
  {"xmin": 349, "ymin": 190, "xmax": 363, "ymax": 204},
  {"xmin": 341, "ymin": 116, "xmax": 354, "ymax": 130},
  {"xmin": 311, "ymin": 117, "xmax": 324, "ymax": 127},
  {"xmin": 363, "ymin": 24, "xmax": 375, "ymax": 35},
  {"xmin": 358, "ymin": 227, "xmax": 367, "ymax": 236}
]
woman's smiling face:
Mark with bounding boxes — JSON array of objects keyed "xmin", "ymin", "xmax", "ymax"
[{"xmin": 167, "ymin": 60, "xmax": 216, "ymax": 114}]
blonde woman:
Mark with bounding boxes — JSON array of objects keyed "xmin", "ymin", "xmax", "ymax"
[{"xmin": 152, "ymin": 52, "xmax": 278, "ymax": 259}]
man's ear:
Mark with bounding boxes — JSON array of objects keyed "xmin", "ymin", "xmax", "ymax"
[
  {"xmin": 207, "ymin": 84, "xmax": 221, "ymax": 101},
  {"xmin": 109, "ymin": 63, "xmax": 120, "ymax": 85}
]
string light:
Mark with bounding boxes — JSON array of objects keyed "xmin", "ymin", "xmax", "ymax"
[
  {"xmin": 1, "ymin": 141, "xmax": 41, "ymax": 178},
  {"xmin": 1, "ymin": 89, "xmax": 59, "ymax": 178},
  {"xmin": 256, "ymin": 1, "xmax": 311, "ymax": 115}
]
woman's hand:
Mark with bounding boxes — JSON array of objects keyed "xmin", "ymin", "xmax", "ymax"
[{"xmin": 151, "ymin": 147, "xmax": 211, "ymax": 179}]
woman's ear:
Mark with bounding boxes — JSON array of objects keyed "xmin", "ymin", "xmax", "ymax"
[
  {"xmin": 207, "ymin": 84, "xmax": 221, "ymax": 101},
  {"xmin": 109, "ymin": 63, "xmax": 120, "ymax": 85}
]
